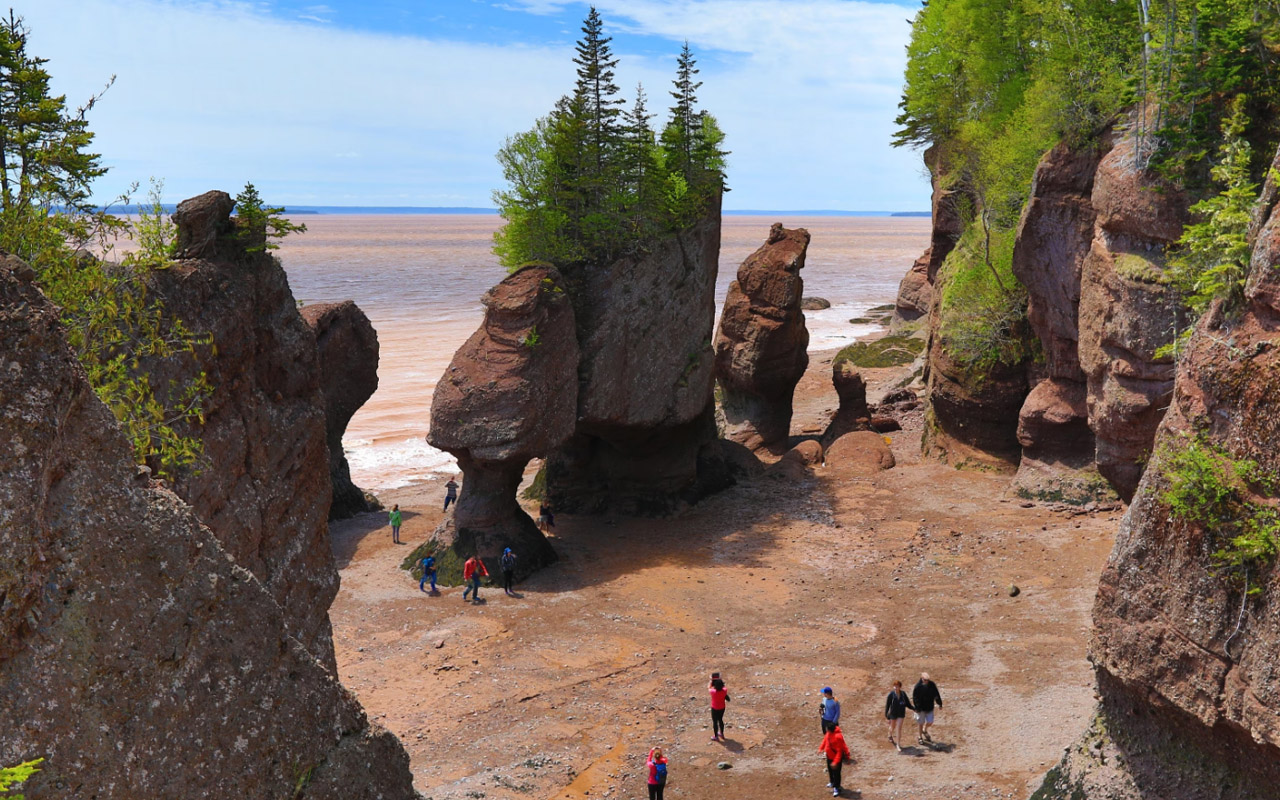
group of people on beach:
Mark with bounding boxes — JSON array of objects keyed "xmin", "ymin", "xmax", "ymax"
[
  {"xmin": 390, "ymin": 476, "xmax": 554, "ymax": 600},
  {"xmin": 646, "ymin": 672, "xmax": 944, "ymax": 797}
]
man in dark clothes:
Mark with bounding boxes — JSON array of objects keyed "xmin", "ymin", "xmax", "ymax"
[{"xmin": 912, "ymin": 672, "xmax": 943, "ymax": 743}]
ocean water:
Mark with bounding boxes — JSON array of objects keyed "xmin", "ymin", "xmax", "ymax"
[{"xmin": 278, "ymin": 215, "xmax": 931, "ymax": 491}]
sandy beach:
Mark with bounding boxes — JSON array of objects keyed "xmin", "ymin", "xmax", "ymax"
[{"xmin": 329, "ymin": 349, "xmax": 1117, "ymax": 800}]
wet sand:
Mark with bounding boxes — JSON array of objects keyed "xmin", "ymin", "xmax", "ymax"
[{"xmin": 329, "ymin": 353, "xmax": 1115, "ymax": 800}]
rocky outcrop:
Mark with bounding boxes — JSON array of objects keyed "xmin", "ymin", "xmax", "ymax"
[
  {"xmin": 0, "ymin": 256, "xmax": 418, "ymax": 799},
  {"xmin": 547, "ymin": 198, "xmax": 731, "ymax": 515},
  {"xmin": 172, "ymin": 189, "xmax": 236, "ymax": 258},
  {"xmin": 825, "ymin": 431, "xmax": 895, "ymax": 474},
  {"xmin": 302, "ymin": 301, "xmax": 380, "ymax": 520},
  {"xmin": 713, "ymin": 223, "xmax": 811, "ymax": 454},
  {"xmin": 891, "ymin": 247, "xmax": 932, "ymax": 326},
  {"xmin": 428, "ymin": 264, "xmax": 577, "ymax": 575},
  {"xmin": 140, "ymin": 191, "xmax": 337, "ymax": 668},
  {"xmin": 1009, "ymin": 138, "xmax": 1116, "ymax": 503},
  {"xmin": 1032, "ymin": 183, "xmax": 1280, "ymax": 800},
  {"xmin": 821, "ymin": 359, "xmax": 870, "ymax": 446},
  {"xmin": 1078, "ymin": 119, "xmax": 1189, "ymax": 500},
  {"xmin": 922, "ymin": 338, "xmax": 1029, "ymax": 471}
]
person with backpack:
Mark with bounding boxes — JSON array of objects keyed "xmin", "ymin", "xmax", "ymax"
[
  {"xmin": 820, "ymin": 686, "xmax": 841, "ymax": 734},
  {"xmin": 388, "ymin": 504, "xmax": 402, "ymax": 544},
  {"xmin": 418, "ymin": 552, "xmax": 437, "ymax": 593},
  {"xmin": 461, "ymin": 554, "xmax": 488, "ymax": 603},
  {"xmin": 646, "ymin": 746, "xmax": 668, "ymax": 800},
  {"xmin": 708, "ymin": 672, "xmax": 730, "ymax": 741},
  {"xmin": 500, "ymin": 548, "xmax": 517, "ymax": 595},
  {"xmin": 819, "ymin": 724, "xmax": 850, "ymax": 796},
  {"xmin": 884, "ymin": 680, "xmax": 915, "ymax": 751},
  {"xmin": 912, "ymin": 672, "xmax": 943, "ymax": 744}
]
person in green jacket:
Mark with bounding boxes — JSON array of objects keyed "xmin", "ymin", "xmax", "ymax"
[{"xmin": 389, "ymin": 504, "xmax": 402, "ymax": 544}]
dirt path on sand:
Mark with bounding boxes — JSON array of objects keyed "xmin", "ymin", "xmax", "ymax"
[{"xmin": 330, "ymin": 353, "xmax": 1117, "ymax": 800}]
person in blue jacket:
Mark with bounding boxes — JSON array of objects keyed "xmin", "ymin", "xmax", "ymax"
[
  {"xmin": 419, "ymin": 552, "xmax": 437, "ymax": 593},
  {"xmin": 820, "ymin": 686, "xmax": 841, "ymax": 734}
]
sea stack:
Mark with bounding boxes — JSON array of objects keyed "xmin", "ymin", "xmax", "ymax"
[
  {"xmin": 546, "ymin": 197, "xmax": 730, "ymax": 516},
  {"xmin": 713, "ymin": 222, "xmax": 812, "ymax": 455},
  {"xmin": 427, "ymin": 264, "xmax": 578, "ymax": 575},
  {"xmin": 302, "ymin": 300, "xmax": 381, "ymax": 520}
]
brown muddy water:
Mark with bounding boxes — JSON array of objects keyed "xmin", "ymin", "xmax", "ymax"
[{"xmin": 276, "ymin": 214, "xmax": 931, "ymax": 491}]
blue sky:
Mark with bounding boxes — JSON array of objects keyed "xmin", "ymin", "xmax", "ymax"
[{"xmin": 26, "ymin": 0, "xmax": 930, "ymax": 210}]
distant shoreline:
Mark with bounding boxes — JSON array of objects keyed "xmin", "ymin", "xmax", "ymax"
[{"xmin": 91, "ymin": 205, "xmax": 932, "ymax": 217}]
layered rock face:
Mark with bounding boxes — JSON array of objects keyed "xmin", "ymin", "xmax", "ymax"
[
  {"xmin": 1033, "ymin": 190, "xmax": 1280, "ymax": 800},
  {"xmin": 302, "ymin": 301, "xmax": 380, "ymax": 520},
  {"xmin": 141, "ymin": 191, "xmax": 337, "ymax": 668},
  {"xmin": 1078, "ymin": 122, "xmax": 1188, "ymax": 500},
  {"xmin": 428, "ymin": 264, "xmax": 577, "ymax": 573},
  {"xmin": 922, "ymin": 338, "xmax": 1030, "ymax": 470},
  {"xmin": 713, "ymin": 223, "xmax": 811, "ymax": 454},
  {"xmin": 0, "ymin": 257, "xmax": 418, "ymax": 799},
  {"xmin": 547, "ymin": 199, "xmax": 730, "ymax": 515},
  {"xmin": 891, "ymin": 145, "xmax": 968, "ymax": 330},
  {"xmin": 1009, "ymin": 139, "xmax": 1116, "ymax": 503}
]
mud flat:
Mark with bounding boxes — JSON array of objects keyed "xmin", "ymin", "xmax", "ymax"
[{"xmin": 330, "ymin": 350, "xmax": 1118, "ymax": 800}]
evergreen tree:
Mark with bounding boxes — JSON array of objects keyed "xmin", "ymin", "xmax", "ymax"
[
  {"xmin": 573, "ymin": 7, "xmax": 624, "ymax": 188},
  {"xmin": 662, "ymin": 41, "xmax": 703, "ymax": 181}
]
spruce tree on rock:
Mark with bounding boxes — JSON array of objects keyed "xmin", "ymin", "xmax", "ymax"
[{"xmin": 662, "ymin": 41, "xmax": 703, "ymax": 181}]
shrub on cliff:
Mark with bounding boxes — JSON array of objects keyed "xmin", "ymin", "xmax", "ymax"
[{"xmin": 493, "ymin": 8, "xmax": 727, "ymax": 272}]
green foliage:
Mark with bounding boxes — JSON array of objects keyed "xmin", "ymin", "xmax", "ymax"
[
  {"xmin": 0, "ymin": 15, "xmax": 212, "ymax": 480},
  {"xmin": 234, "ymin": 182, "xmax": 307, "ymax": 254},
  {"xmin": 895, "ymin": 0, "xmax": 1138, "ymax": 225},
  {"xmin": 936, "ymin": 223, "xmax": 1033, "ymax": 373},
  {"xmin": 492, "ymin": 10, "xmax": 726, "ymax": 271},
  {"xmin": 521, "ymin": 326, "xmax": 542, "ymax": 348},
  {"xmin": 402, "ymin": 541, "xmax": 468, "ymax": 587},
  {"xmin": 521, "ymin": 465, "xmax": 547, "ymax": 501},
  {"xmin": 833, "ymin": 335, "xmax": 926, "ymax": 369},
  {"xmin": 1161, "ymin": 434, "xmax": 1280, "ymax": 582},
  {"xmin": 127, "ymin": 177, "xmax": 176, "ymax": 268},
  {"xmin": 0, "ymin": 758, "xmax": 43, "ymax": 799},
  {"xmin": 1167, "ymin": 97, "xmax": 1257, "ymax": 315}
]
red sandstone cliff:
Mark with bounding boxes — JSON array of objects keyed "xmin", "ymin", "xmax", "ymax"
[{"xmin": 0, "ymin": 255, "xmax": 419, "ymax": 799}]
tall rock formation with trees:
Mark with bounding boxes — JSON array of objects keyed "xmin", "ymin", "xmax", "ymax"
[
  {"xmin": 488, "ymin": 9, "xmax": 732, "ymax": 518},
  {"xmin": 713, "ymin": 222, "xmax": 811, "ymax": 454}
]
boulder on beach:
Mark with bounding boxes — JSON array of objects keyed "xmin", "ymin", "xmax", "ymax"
[
  {"xmin": 826, "ymin": 430, "xmax": 896, "ymax": 474},
  {"xmin": 427, "ymin": 263, "xmax": 578, "ymax": 577},
  {"xmin": 302, "ymin": 300, "xmax": 380, "ymax": 521},
  {"xmin": 714, "ymin": 222, "xmax": 812, "ymax": 454},
  {"xmin": 801, "ymin": 296, "xmax": 831, "ymax": 310}
]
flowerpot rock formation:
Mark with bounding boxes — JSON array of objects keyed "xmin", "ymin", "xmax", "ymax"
[{"xmin": 427, "ymin": 264, "xmax": 578, "ymax": 575}]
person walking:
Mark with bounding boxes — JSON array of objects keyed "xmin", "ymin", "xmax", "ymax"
[
  {"xmin": 820, "ymin": 687, "xmax": 841, "ymax": 734},
  {"xmin": 819, "ymin": 724, "xmax": 850, "ymax": 797},
  {"xmin": 500, "ymin": 548, "xmax": 517, "ymax": 595},
  {"xmin": 884, "ymin": 680, "xmax": 914, "ymax": 751},
  {"xmin": 418, "ymin": 552, "xmax": 437, "ymax": 593},
  {"xmin": 443, "ymin": 476, "xmax": 459, "ymax": 511},
  {"xmin": 646, "ymin": 746, "xmax": 668, "ymax": 800},
  {"xmin": 537, "ymin": 502, "xmax": 555, "ymax": 533},
  {"xmin": 912, "ymin": 672, "xmax": 943, "ymax": 744},
  {"xmin": 388, "ymin": 504, "xmax": 402, "ymax": 544},
  {"xmin": 708, "ymin": 672, "xmax": 730, "ymax": 741},
  {"xmin": 461, "ymin": 554, "xmax": 488, "ymax": 602}
]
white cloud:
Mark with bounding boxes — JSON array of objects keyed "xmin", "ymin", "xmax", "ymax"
[{"xmin": 23, "ymin": 0, "xmax": 929, "ymax": 209}]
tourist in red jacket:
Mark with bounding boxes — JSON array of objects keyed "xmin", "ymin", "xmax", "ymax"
[
  {"xmin": 708, "ymin": 672, "xmax": 730, "ymax": 741},
  {"xmin": 461, "ymin": 555, "xmax": 488, "ymax": 603},
  {"xmin": 819, "ymin": 725, "xmax": 851, "ymax": 797}
]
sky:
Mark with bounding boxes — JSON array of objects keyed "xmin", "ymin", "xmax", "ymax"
[{"xmin": 25, "ymin": 0, "xmax": 931, "ymax": 211}]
